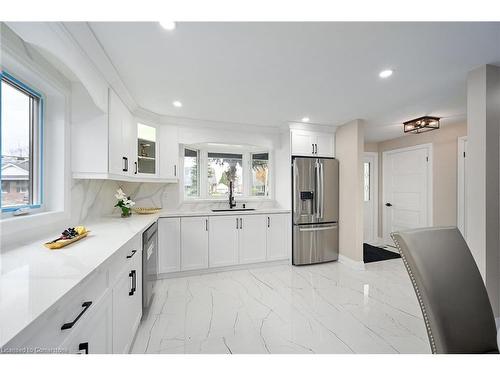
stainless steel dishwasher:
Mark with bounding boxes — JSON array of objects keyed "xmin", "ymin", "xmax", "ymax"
[{"xmin": 142, "ymin": 222, "xmax": 157, "ymax": 315}]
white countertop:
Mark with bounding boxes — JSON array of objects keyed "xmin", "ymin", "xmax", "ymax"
[{"xmin": 0, "ymin": 208, "xmax": 290, "ymax": 347}]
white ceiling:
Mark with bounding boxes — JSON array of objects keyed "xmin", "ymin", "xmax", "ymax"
[{"xmin": 88, "ymin": 22, "xmax": 500, "ymax": 142}]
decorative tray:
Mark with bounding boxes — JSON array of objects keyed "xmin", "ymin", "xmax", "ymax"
[
  {"xmin": 44, "ymin": 227, "xmax": 90, "ymax": 250},
  {"xmin": 133, "ymin": 207, "xmax": 162, "ymax": 215}
]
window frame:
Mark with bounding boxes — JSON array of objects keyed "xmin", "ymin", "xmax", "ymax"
[
  {"xmin": 181, "ymin": 145, "xmax": 273, "ymax": 201},
  {"xmin": 0, "ymin": 70, "xmax": 44, "ymax": 213}
]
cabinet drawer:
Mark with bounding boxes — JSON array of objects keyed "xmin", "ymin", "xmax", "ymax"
[
  {"xmin": 4, "ymin": 267, "xmax": 108, "ymax": 352},
  {"xmin": 108, "ymin": 234, "xmax": 142, "ymax": 285}
]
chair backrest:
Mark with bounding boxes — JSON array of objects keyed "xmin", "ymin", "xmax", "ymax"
[{"xmin": 391, "ymin": 226, "xmax": 498, "ymax": 354}]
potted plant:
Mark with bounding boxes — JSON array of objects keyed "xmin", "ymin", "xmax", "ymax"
[{"xmin": 114, "ymin": 188, "xmax": 135, "ymax": 217}]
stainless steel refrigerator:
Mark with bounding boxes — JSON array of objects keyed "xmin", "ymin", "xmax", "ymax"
[{"xmin": 292, "ymin": 157, "xmax": 339, "ymax": 265}]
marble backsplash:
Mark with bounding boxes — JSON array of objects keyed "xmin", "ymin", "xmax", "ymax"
[{"xmin": 71, "ymin": 179, "xmax": 278, "ymax": 224}]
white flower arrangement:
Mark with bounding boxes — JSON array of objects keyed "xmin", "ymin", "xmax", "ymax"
[{"xmin": 115, "ymin": 188, "xmax": 135, "ymax": 216}]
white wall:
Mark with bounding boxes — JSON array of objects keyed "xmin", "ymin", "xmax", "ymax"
[
  {"xmin": 335, "ymin": 120, "xmax": 364, "ymax": 263},
  {"xmin": 466, "ymin": 64, "xmax": 500, "ymax": 316}
]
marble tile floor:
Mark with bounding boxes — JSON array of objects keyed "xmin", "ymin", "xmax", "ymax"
[{"xmin": 131, "ymin": 259, "xmax": 430, "ymax": 354}]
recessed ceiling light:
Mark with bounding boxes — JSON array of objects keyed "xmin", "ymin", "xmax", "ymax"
[
  {"xmin": 301, "ymin": 117, "xmax": 310, "ymax": 122},
  {"xmin": 379, "ymin": 69, "xmax": 393, "ymax": 79},
  {"xmin": 160, "ymin": 21, "xmax": 176, "ymax": 31},
  {"xmin": 172, "ymin": 100, "xmax": 183, "ymax": 108}
]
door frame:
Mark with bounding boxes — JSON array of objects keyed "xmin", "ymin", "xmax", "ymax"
[
  {"xmin": 457, "ymin": 136, "xmax": 467, "ymax": 239},
  {"xmin": 363, "ymin": 152, "xmax": 379, "ymax": 244},
  {"xmin": 382, "ymin": 143, "xmax": 433, "ymax": 242}
]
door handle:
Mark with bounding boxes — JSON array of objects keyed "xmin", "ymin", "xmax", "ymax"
[
  {"xmin": 61, "ymin": 301, "xmax": 92, "ymax": 330},
  {"xmin": 129, "ymin": 270, "xmax": 136, "ymax": 296},
  {"xmin": 78, "ymin": 342, "xmax": 89, "ymax": 354},
  {"xmin": 236, "ymin": 217, "xmax": 239, "ymax": 229},
  {"xmin": 174, "ymin": 165, "xmax": 177, "ymax": 177},
  {"xmin": 126, "ymin": 250, "xmax": 137, "ymax": 259},
  {"xmin": 267, "ymin": 216, "xmax": 270, "ymax": 228},
  {"xmin": 314, "ymin": 144, "xmax": 318, "ymax": 154},
  {"xmin": 312, "ymin": 144, "xmax": 315, "ymax": 154},
  {"xmin": 385, "ymin": 203, "xmax": 393, "ymax": 207},
  {"xmin": 134, "ymin": 161, "xmax": 138, "ymax": 174},
  {"xmin": 239, "ymin": 218, "xmax": 243, "ymax": 229},
  {"xmin": 205, "ymin": 219, "xmax": 208, "ymax": 231}
]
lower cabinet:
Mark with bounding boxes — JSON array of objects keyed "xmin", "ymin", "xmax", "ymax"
[
  {"xmin": 209, "ymin": 216, "xmax": 239, "ymax": 267},
  {"xmin": 62, "ymin": 289, "xmax": 113, "ymax": 354},
  {"xmin": 111, "ymin": 248, "xmax": 142, "ymax": 354},
  {"xmin": 180, "ymin": 216, "xmax": 209, "ymax": 271},
  {"xmin": 266, "ymin": 214, "xmax": 290, "ymax": 261},
  {"xmin": 157, "ymin": 213, "xmax": 290, "ymax": 275},
  {"xmin": 158, "ymin": 217, "xmax": 181, "ymax": 273},
  {"xmin": 239, "ymin": 215, "xmax": 267, "ymax": 264}
]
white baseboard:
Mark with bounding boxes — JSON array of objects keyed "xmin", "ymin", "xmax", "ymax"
[{"xmin": 338, "ymin": 254, "xmax": 365, "ymax": 270}]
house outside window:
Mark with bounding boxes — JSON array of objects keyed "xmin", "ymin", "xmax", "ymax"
[
  {"xmin": 182, "ymin": 145, "xmax": 271, "ymax": 200},
  {"xmin": 1, "ymin": 72, "xmax": 43, "ymax": 211}
]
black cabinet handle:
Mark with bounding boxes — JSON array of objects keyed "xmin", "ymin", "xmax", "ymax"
[
  {"xmin": 385, "ymin": 203, "xmax": 393, "ymax": 207},
  {"xmin": 78, "ymin": 342, "xmax": 89, "ymax": 354},
  {"xmin": 205, "ymin": 219, "xmax": 208, "ymax": 232},
  {"xmin": 312, "ymin": 144, "xmax": 315, "ymax": 154},
  {"xmin": 236, "ymin": 217, "xmax": 238, "ymax": 229},
  {"xmin": 126, "ymin": 250, "xmax": 137, "ymax": 259},
  {"xmin": 122, "ymin": 157, "xmax": 128, "ymax": 172},
  {"xmin": 315, "ymin": 144, "xmax": 318, "ymax": 154},
  {"xmin": 174, "ymin": 165, "xmax": 177, "ymax": 177},
  {"xmin": 239, "ymin": 218, "xmax": 243, "ymax": 229},
  {"xmin": 134, "ymin": 161, "xmax": 138, "ymax": 174},
  {"xmin": 61, "ymin": 301, "xmax": 92, "ymax": 330},
  {"xmin": 129, "ymin": 270, "xmax": 136, "ymax": 296},
  {"xmin": 267, "ymin": 216, "xmax": 270, "ymax": 228}
]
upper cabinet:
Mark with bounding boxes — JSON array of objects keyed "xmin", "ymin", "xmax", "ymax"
[
  {"xmin": 71, "ymin": 86, "xmax": 178, "ymax": 183},
  {"xmin": 291, "ymin": 130, "xmax": 335, "ymax": 157},
  {"xmin": 136, "ymin": 123, "xmax": 157, "ymax": 176}
]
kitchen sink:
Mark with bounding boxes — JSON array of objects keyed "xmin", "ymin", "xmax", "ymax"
[{"xmin": 211, "ymin": 208, "xmax": 256, "ymax": 212}]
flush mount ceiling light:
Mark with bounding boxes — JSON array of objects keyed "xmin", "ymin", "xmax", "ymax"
[
  {"xmin": 172, "ymin": 100, "xmax": 183, "ymax": 108},
  {"xmin": 403, "ymin": 116, "xmax": 440, "ymax": 134},
  {"xmin": 160, "ymin": 21, "xmax": 176, "ymax": 31},
  {"xmin": 301, "ymin": 117, "xmax": 310, "ymax": 123},
  {"xmin": 379, "ymin": 69, "xmax": 393, "ymax": 78}
]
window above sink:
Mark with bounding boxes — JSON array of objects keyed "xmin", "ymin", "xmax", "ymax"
[{"xmin": 182, "ymin": 143, "xmax": 271, "ymax": 201}]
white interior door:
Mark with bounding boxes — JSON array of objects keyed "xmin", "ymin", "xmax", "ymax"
[
  {"xmin": 363, "ymin": 152, "xmax": 378, "ymax": 244},
  {"xmin": 383, "ymin": 145, "xmax": 432, "ymax": 242},
  {"xmin": 457, "ymin": 136, "xmax": 468, "ymax": 239}
]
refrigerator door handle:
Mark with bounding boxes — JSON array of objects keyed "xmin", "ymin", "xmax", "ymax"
[
  {"xmin": 319, "ymin": 161, "xmax": 324, "ymax": 219},
  {"xmin": 298, "ymin": 225, "xmax": 337, "ymax": 232},
  {"xmin": 315, "ymin": 161, "xmax": 321, "ymax": 218},
  {"xmin": 293, "ymin": 162, "xmax": 300, "ymax": 223}
]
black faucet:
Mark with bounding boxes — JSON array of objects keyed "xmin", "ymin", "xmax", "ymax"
[{"xmin": 229, "ymin": 180, "xmax": 236, "ymax": 209}]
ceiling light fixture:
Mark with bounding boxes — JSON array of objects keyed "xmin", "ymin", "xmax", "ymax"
[
  {"xmin": 301, "ymin": 117, "xmax": 310, "ymax": 123},
  {"xmin": 160, "ymin": 21, "xmax": 176, "ymax": 31},
  {"xmin": 172, "ymin": 100, "xmax": 183, "ymax": 108},
  {"xmin": 403, "ymin": 116, "xmax": 440, "ymax": 134},
  {"xmin": 379, "ymin": 69, "xmax": 393, "ymax": 79}
]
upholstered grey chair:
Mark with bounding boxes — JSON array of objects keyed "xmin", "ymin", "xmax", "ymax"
[{"xmin": 391, "ymin": 226, "xmax": 499, "ymax": 354}]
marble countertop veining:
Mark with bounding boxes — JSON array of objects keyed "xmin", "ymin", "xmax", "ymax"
[
  {"xmin": 0, "ymin": 213, "xmax": 159, "ymax": 348},
  {"xmin": 0, "ymin": 207, "xmax": 290, "ymax": 347}
]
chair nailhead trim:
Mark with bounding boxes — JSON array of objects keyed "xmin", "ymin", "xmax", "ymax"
[{"xmin": 390, "ymin": 233, "xmax": 437, "ymax": 354}]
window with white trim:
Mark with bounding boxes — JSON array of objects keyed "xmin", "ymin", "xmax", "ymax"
[
  {"xmin": 1, "ymin": 72, "xmax": 43, "ymax": 211},
  {"xmin": 183, "ymin": 145, "xmax": 271, "ymax": 200}
]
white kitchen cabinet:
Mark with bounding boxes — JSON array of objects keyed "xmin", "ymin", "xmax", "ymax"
[
  {"xmin": 181, "ymin": 217, "xmax": 209, "ymax": 271},
  {"xmin": 63, "ymin": 290, "xmax": 113, "ymax": 354},
  {"xmin": 209, "ymin": 216, "xmax": 239, "ymax": 267},
  {"xmin": 266, "ymin": 214, "xmax": 290, "ymax": 261},
  {"xmin": 158, "ymin": 218, "xmax": 181, "ymax": 274},
  {"xmin": 112, "ymin": 248, "xmax": 142, "ymax": 354},
  {"xmin": 159, "ymin": 125, "xmax": 179, "ymax": 180},
  {"xmin": 291, "ymin": 130, "xmax": 335, "ymax": 157},
  {"xmin": 108, "ymin": 88, "xmax": 136, "ymax": 176},
  {"xmin": 239, "ymin": 215, "xmax": 267, "ymax": 264}
]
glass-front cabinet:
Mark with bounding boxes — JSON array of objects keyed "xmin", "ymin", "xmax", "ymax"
[{"xmin": 136, "ymin": 123, "xmax": 157, "ymax": 175}]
